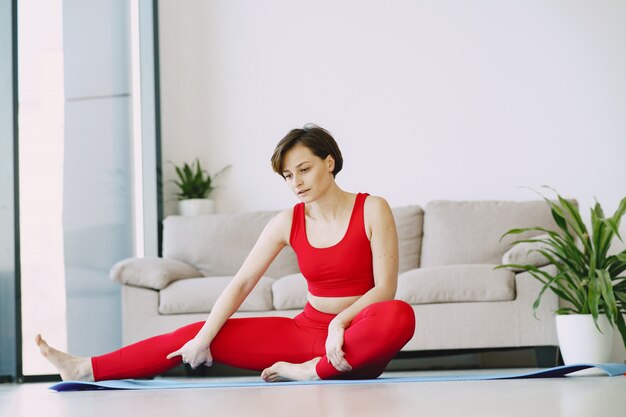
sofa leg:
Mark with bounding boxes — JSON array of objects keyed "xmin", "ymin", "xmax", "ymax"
[{"xmin": 534, "ymin": 346, "xmax": 562, "ymax": 367}]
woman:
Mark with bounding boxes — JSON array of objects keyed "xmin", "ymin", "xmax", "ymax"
[{"xmin": 37, "ymin": 124, "xmax": 416, "ymax": 382}]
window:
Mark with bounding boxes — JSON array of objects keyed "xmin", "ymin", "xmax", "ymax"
[{"xmin": 18, "ymin": 0, "xmax": 67, "ymax": 376}]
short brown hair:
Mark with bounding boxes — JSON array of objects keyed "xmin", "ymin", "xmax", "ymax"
[{"xmin": 271, "ymin": 124, "xmax": 343, "ymax": 178}]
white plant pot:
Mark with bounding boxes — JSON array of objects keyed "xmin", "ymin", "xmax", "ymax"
[
  {"xmin": 556, "ymin": 314, "xmax": 614, "ymax": 365},
  {"xmin": 178, "ymin": 198, "xmax": 215, "ymax": 216}
]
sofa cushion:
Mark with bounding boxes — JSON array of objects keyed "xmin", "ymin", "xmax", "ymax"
[
  {"xmin": 272, "ymin": 273, "xmax": 309, "ymax": 310},
  {"xmin": 162, "ymin": 212, "xmax": 300, "ymax": 278},
  {"xmin": 392, "ymin": 205, "xmax": 424, "ymax": 272},
  {"xmin": 396, "ymin": 264, "xmax": 516, "ymax": 304},
  {"xmin": 420, "ymin": 200, "xmax": 559, "ymax": 267},
  {"xmin": 158, "ymin": 276, "xmax": 275, "ymax": 314},
  {"xmin": 502, "ymin": 233, "xmax": 551, "ymax": 271},
  {"xmin": 110, "ymin": 257, "xmax": 202, "ymax": 290}
]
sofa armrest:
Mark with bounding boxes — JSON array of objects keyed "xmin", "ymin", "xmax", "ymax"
[
  {"xmin": 110, "ymin": 257, "xmax": 202, "ymax": 290},
  {"xmin": 514, "ymin": 264, "xmax": 559, "ymax": 346},
  {"xmin": 514, "ymin": 264, "xmax": 558, "ymax": 308}
]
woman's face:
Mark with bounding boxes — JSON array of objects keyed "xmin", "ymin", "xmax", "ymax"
[{"xmin": 281, "ymin": 144, "xmax": 334, "ymax": 202}]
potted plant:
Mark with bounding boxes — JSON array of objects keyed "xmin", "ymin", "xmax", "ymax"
[
  {"xmin": 499, "ymin": 188, "xmax": 626, "ymax": 365},
  {"xmin": 172, "ymin": 159, "xmax": 231, "ymax": 216}
]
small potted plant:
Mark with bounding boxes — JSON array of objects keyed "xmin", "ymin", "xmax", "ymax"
[
  {"xmin": 499, "ymin": 187, "xmax": 626, "ymax": 365},
  {"xmin": 172, "ymin": 159, "xmax": 231, "ymax": 216}
]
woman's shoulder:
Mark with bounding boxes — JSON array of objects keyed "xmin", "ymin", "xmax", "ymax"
[
  {"xmin": 266, "ymin": 207, "xmax": 295, "ymax": 229},
  {"xmin": 273, "ymin": 206, "xmax": 296, "ymax": 224},
  {"xmin": 261, "ymin": 208, "xmax": 295, "ymax": 246},
  {"xmin": 362, "ymin": 193, "xmax": 392, "ymax": 214},
  {"xmin": 360, "ymin": 194, "xmax": 395, "ymax": 239}
]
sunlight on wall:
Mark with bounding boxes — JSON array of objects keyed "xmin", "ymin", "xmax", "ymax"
[{"xmin": 18, "ymin": 0, "xmax": 67, "ymax": 375}]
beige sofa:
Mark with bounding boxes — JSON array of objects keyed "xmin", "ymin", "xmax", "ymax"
[{"xmin": 111, "ymin": 200, "xmax": 561, "ymax": 360}]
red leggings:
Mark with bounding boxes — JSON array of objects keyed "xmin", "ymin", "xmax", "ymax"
[{"xmin": 91, "ymin": 300, "xmax": 415, "ymax": 381}]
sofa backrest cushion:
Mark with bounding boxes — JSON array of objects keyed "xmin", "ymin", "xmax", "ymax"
[
  {"xmin": 163, "ymin": 212, "xmax": 300, "ymax": 278},
  {"xmin": 163, "ymin": 204, "xmax": 424, "ymax": 279},
  {"xmin": 392, "ymin": 205, "xmax": 424, "ymax": 272},
  {"xmin": 420, "ymin": 200, "xmax": 560, "ymax": 266}
]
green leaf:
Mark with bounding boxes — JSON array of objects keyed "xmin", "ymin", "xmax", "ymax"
[
  {"xmin": 499, "ymin": 228, "xmax": 532, "ymax": 242},
  {"xmin": 587, "ymin": 277, "xmax": 601, "ymax": 319},
  {"xmin": 535, "ymin": 189, "xmax": 589, "ymax": 253},
  {"xmin": 609, "ymin": 252, "xmax": 626, "ymax": 277},
  {"xmin": 558, "ymin": 195, "xmax": 588, "ymax": 238},
  {"xmin": 610, "ymin": 196, "xmax": 626, "ymax": 241},
  {"xmin": 598, "ymin": 269, "xmax": 618, "ymax": 323},
  {"xmin": 605, "ymin": 218, "xmax": 622, "ymax": 242},
  {"xmin": 551, "ymin": 208, "xmax": 569, "ymax": 234},
  {"xmin": 534, "ymin": 250, "xmax": 581, "ymax": 302}
]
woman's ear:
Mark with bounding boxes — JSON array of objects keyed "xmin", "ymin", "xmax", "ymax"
[{"xmin": 326, "ymin": 155, "xmax": 335, "ymax": 174}]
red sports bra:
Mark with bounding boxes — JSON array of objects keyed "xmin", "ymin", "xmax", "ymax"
[{"xmin": 290, "ymin": 193, "xmax": 375, "ymax": 297}]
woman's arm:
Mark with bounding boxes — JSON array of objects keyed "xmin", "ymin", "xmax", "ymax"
[
  {"xmin": 324, "ymin": 196, "xmax": 399, "ymax": 372},
  {"xmin": 335, "ymin": 195, "xmax": 399, "ymax": 326},
  {"xmin": 167, "ymin": 210, "xmax": 292, "ymax": 367}
]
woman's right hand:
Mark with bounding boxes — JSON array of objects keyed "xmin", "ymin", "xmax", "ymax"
[{"xmin": 166, "ymin": 337, "xmax": 213, "ymax": 369}]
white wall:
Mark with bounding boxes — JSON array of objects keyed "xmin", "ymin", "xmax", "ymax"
[
  {"xmin": 159, "ymin": 0, "xmax": 626, "ymax": 219},
  {"xmin": 158, "ymin": 0, "xmax": 626, "ymax": 362}
]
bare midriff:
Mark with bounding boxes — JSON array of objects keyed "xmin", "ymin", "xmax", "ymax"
[{"xmin": 307, "ymin": 293, "xmax": 360, "ymax": 315}]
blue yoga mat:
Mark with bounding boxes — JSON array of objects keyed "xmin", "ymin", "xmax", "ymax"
[{"xmin": 49, "ymin": 363, "xmax": 626, "ymax": 392}]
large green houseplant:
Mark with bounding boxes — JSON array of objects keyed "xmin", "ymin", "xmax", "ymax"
[
  {"xmin": 172, "ymin": 159, "xmax": 231, "ymax": 215},
  {"xmin": 498, "ymin": 188, "xmax": 626, "ymax": 352}
]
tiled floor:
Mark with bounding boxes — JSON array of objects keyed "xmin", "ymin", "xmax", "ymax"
[{"xmin": 1, "ymin": 368, "xmax": 625, "ymax": 417}]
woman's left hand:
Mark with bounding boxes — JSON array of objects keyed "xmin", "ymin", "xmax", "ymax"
[
  {"xmin": 325, "ymin": 319, "xmax": 352, "ymax": 373},
  {"xmin": 166, "ymin": 337, "xmax": 213, "ymax": 370}
]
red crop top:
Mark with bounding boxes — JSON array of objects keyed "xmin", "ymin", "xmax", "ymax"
[{"xmin": 290, "ymin": 193, "xmax": 375, "ymax": 297}]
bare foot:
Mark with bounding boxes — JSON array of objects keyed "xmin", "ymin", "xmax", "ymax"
[
  {"xmin": 261, "ymin": 357, "xmax": 321, "ymax": 383},
  {"xmin": 35, "ymin": 334, "xmax": 95, "ymax": 382}
]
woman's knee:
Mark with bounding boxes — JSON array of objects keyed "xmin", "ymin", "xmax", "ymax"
[{"xmin": 377, "ymin": 300, "xmax": 416, "ymax": 341}]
